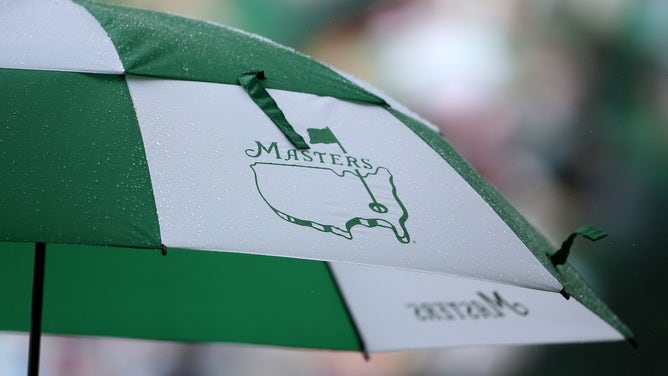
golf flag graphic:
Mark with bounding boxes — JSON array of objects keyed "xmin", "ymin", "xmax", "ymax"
[
  {"xmin": 308, "ymin": 127, "xmax": 347, "ymax": 153},
  {"xmin": 306, "ymin": 126, "xmax": 392, "ymax": 215}
]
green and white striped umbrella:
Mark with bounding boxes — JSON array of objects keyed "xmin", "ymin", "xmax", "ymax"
[{"xmin": 1, "ymin": 0, "xmax": 633, "ymax": 371}]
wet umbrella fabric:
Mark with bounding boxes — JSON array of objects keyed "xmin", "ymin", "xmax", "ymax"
[{"xmin": 0, "ymin": 0, "xmax": 632, "ymax": 374}]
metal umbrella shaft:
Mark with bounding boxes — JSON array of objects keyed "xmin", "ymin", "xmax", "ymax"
[{"xmin": 28, "ymin": 242, "xmax": 46, "ymax": 376}]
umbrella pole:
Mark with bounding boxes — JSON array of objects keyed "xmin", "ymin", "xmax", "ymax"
[{"xmin": 27, "ymin": 242, "xmax": 46, "ymax": 376}]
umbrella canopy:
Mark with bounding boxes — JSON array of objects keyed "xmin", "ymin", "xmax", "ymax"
[{"xmin": 1, "ymin": 0, "xmax": 632, "ymax": 364}]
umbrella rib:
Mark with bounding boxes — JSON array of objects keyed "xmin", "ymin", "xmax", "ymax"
[{"xmin": 325, "ymin": 263, "xmax": 370, "ymax": 361}]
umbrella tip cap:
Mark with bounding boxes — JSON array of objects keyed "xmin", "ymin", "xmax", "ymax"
[{"xmin": 628, "ymin": 338, "xmax": 639, "ymax": 349}]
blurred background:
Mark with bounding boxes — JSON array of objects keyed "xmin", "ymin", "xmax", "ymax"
[{"xmin": 2, "ymin": 0, "xmax": 666, "ymax": 374}]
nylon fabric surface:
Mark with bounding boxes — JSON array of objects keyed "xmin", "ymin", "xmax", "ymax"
[
  {"xmin": 0, "ymin": 0, "xmax": 634, "ymax": 350},
  {"xmin": 385, "ymin": 107, "xmax": 634, "ymax": 343},
  {"xmin": 74, "ymin": 0, "xmax": 384, "ymax": 105},
  {"xmin": 0, "ymin": 242, "xmax": 362, "ymax": 350},
  {"xmin": 0, "ymin": 68, "xmax": 160, "ymax": 248}
]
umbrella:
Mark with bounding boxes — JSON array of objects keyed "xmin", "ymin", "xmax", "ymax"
[{"xmin": 0, "ymin": 0, "xmax": 634, "ymax": 374}]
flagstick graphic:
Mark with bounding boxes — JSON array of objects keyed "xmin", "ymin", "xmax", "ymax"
[{"xmin": 307, "ymin": 127, "xmax": 388, "ymax": 213}]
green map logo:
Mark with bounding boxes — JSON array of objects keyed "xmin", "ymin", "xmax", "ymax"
[{"xmin": 245, "ymin": 127, "xmax": 410, "ymax": 243}]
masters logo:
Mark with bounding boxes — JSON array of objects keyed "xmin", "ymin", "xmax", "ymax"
[{"xmin": 245, "ymin": 127, "xmax": 410, "ymax": 243}]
